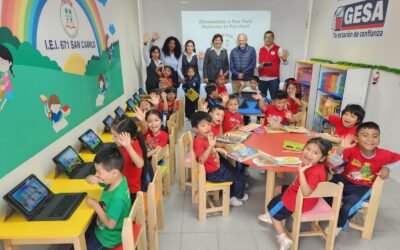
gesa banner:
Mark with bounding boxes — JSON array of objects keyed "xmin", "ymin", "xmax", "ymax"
[
  {"xmin": 0, "ymin": 0, "xmax": 124, "ymax": 178},
  {"xmin": 331, "ymin": 0, "xmax": 389, "ymax": 39}
]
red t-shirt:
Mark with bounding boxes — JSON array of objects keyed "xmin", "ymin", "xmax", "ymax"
[
  {"xmin": 158, "ymin": 100, "xmax": 179, "ymax": 119},
  {"xmin": 341, "ymin": 146, "xmax": 400, "ymax": 187},
  {"xmin": 264, "ymin": 104, "xmax": 290, "ymax": 126},
  {"xmin": 144, "ymin": 130, "xmax": 169, "ymax": 150},
  {"xmin": 287, "ymin": 98, "xmax": 300, "ymax": 114},
  {"xmin": 282, "ymin": 163, "xmax": 327, "ymax": 212},
  {"xmin": 217, "ymin": 85, "xmax": 228, "ymax": 94},
  {"xmin": 328, "ymin": 115, "xmax": 357, "ymax": 137},
  {"xmin": 212, "ymin": 123, "xmax": 222, "ymax": 137},
  {"xmin": 223, "ymin": 111, "xmax": 243, "ymax": 133},
  {"xmin": 119, "ymin": 140, "xmax": 143, "ymax": 193},
  {"xmin": 193, "ymin": 136, "xmax": 220, "ymax": 173}
]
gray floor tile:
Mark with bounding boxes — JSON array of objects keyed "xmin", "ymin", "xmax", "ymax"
[
  {"xmin": 378, "ymin": 209, "xmax": 400, "ymax": 230},
  {"xmin": 181, "ymin": 211, "xmax": 218, "ymax": 233},
  {"xmin": 159, "ymin": 232, "xmax": 181, "ymax": 250},
  {"xmin": 369, "ymin": 230, "xmax": 400, "ymax": 249},
  {"xmin": 335, "ymin": 230, "xmax": 375, "ymax": 250},
  {"xmin": 180, "ymin": 232, "xmax": 219, "ymax": 250},
  {"xmin": 253, "ymin": 230, "xmax": 279, "ymax": 250},
  {"xmin": 218, "ymin": 231, "xmax": 257, "ymax": 250},
  {"xmin": 215, "ymin": 210, "xmax": 252, "ymax": 232},
  {"xmin": 162, "ymin": 211, "xmax": 183, "ymax": 233}
]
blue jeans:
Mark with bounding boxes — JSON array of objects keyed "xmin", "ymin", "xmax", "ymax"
[
  {"xmin": 259, "ymin": 78, "xmax": 280, "ymax": 99},
  {"xmin": 206, "ymin": 157, "xmax": 246, "ymax": 199},
  {"xmin": 86, "ymin": 220, "xmax": 105, "ymax": 250}
]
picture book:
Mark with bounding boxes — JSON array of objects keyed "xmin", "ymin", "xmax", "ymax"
[
  {"xmin": 227, "ymin": 143, "xmax": 259, "ymax": 162},
  {"xmin": 185, "ymin": 88, "xmax": 199, "ymax": 102},
  {"xmin": 239, "ymin": 123, "xmax": 262, "ymax": 132},
  {"xmin": 283, "ymin": 140, "xmax": 305, "ymax": 152}
]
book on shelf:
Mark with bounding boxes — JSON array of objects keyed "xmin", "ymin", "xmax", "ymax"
[
  {"xmin": 216, "ymin": 130, "xmax": 252, "ymax": 144},
  {"xmin": 227, "ymin": 143, "xmax": 259, "ymax": 162}
]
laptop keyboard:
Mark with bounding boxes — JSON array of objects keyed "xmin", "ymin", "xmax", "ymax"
[{"xmin": 48, "ymin": 194, "xmax": 81, "ymax": 217}]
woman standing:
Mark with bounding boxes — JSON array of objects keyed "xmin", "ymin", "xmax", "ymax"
[
  {"xmin": 178, "ymin": 40, "xmax": 203, "ymax": 81},
  {"xmin": 143, "ymin": 33, "xmax": 162, "ymax": 93},
  {"xmin": 203, "ymin": 34, "xmax": 229, "ymax": 84}
]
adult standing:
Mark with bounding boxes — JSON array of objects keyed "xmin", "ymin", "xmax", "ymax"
[
  {"xmin": 229, "ymin": 33, "xmax": 256, "ymax": 93},
  {"xmin": 143, "ymin": 33, "xmax": 162, "ymax": 93},
  {"xmin": 178, "ymin": 40, "xmax": 204, "ymax": 81},
  {"xmin": 258, "ymin": 31, "xmax": 289, "ymax": 99},
  {"xmin": 203, "ymin": 34, "xmax": 229, "ymax": 84}
]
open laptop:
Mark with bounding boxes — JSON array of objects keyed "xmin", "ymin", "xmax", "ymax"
[
  {"xmin": 114, "ymin": 106, "xmax": 126, "ymax": 119},
  {"xmin": 78, "ymin": 129, "xmax": 104, "ymax": 154},
  {"xmin": 53, "ymin": 146, "xmax": 95, "ymax": 179},
  {"xmin": 126, "ymin": 98, "xmax": 136, "ymax": 112},
  {"xmin": 103, "ymin": 115, "xmax": 113, "ymax": 132},
  {"xmin": 132, "ymin": 93, "xmax": 141, "ymax": 105},
  {"xmin": 3, "ymin": 174, "xmax": 86, "ymax": 221}
]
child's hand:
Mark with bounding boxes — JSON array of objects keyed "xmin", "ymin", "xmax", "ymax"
[
  {"xmin": 299, "ymin": 163, "xmax": 313, "ymax": 173},
  {"xmin": 339, "ymin": 134, "xmax": 356, "ymax": 150},
  {"xmin": 86, "ymin": 175, "xmax": 101, "ymax": 185},
  {"xmin": 240, "ymin": 80, "xmax": 245, "ymax": 86},
  {"xmin": 134, "ymin": 107, "xmax": 145, "ymax": 121},
  {"xmin": 151, "ymin": 32, "xmax": 160, "ymax": 42},
  {"xmin": 281, "ymin": 49, "xmax": 289, "ymax": 60},
  {"xmin": 216, "ymin": 148, "xmax": 228, "ymax": 156},
  {"xmin": 219, "ymin": 93, "xmax": 229, "ymax": 103},
  {"xmin": 252, "ymin": 93, "xmax": 263, "ymax": 100},
  {"xmin": 285, "ymin": 111, "xmax": 293, "ymax": 120},
  {"xmin": 161, "ymin": 92, "xmax": 167, "ymax": 100},
  {"xmin": 200, "ymin": 102, "xmax": 208, "ymax": 112},
  {"xmin": 86, "ymin": 196, "xmax": 98, "ymax": 209},
  {"xmin": 143, "ymin": 33, "xmax": 149, "ymax": 45},
  {"xmin": 118, "ymin": 132, "xmax": 132, "ymax": 148},
  {"xmin": 208, "ymin": 134, "xmax": 217, "ymax": 147},
  {"xmin": 198, "ymin": 51, "xmax": 204, "ymax": 60},
  {"xmin": 324, "ymin": 97, "xmax": 334, "ymax": 108},
  {"xmin": 150, "ymin": 93, "xmax": 160, "ymax": 106},
  {"xmin": 377, "ymin": 167, "xmax": 390, "ymax": 179},
  {"xmin": 238, "ymin": 73, "xmax": 244, "ymax": 79},
  {"xmin": 203, "ymin": 78, "xmax": 209, "ymax": 84}
]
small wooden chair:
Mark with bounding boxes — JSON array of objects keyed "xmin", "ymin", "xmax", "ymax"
[
  {"xmin": 168, "ymin": 127, "xmax": 176, "ymax": 185},
  {"xmin": 178, "ymin": 97, "xmax": 185, "ymax": 132},
  {"xmin": 178, "ymin": 131, "xmax": 195, "ymax": 195},
  {"xmin": 349, "ymin": 176, "xmax": 384, "ymax": 240},
  {"xmin": 293, "ymin": 101, "xmax": 308, "ymax": 127},
  {"xmin": 168, "ymin": 113, "xmax": 178, "ymax": 143},
  {"xmin": 110, "ymin": 192, "xmax": 147, "ymax": 250},
  {"xmin": 151, "ymin": 146, "xmax": 171, "ymax": 197},
  {"xmin": 193, "ymin": 162, "xmax": 232, "ymax": 220},
  {"xmin": 289, "ymin": 182, "xmax": 344, "ymax": 250}
]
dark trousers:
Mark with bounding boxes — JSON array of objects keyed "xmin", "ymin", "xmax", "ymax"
[
  {"xmin": 325, "ymin": 174, "xmax": 371, "ymax": 228},
  {"xmin": 86, "ymin": 219, "xmax": 106, "ymax": 250},
  {"xmin": 206, "ymin": 157, "xmax": 246, "ymax": 199},
  {"xmin": 259, "ymin": 78, "xmax": 280, "ymax": 99},
  {"xmin": 185, "ymin": 96, "xmax": 198, "ymax": 119}
]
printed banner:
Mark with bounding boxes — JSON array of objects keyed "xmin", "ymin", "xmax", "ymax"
[
  {"xmin": 0, "ymin": 0, "xmax": 124, "ymax": 178},
  {"xmin": 331, "ymin": 0, "xmax": 389, "ymax": 39}
]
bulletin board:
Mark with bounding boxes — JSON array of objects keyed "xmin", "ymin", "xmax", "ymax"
[{"xmin": 0, "ymin": 0, "xmax": 124, "ymax": 178}]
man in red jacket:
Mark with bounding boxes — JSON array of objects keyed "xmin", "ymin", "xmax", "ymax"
[{"xmin": 258, "ymin": 31, "xmax": 289, "ymax": 99}]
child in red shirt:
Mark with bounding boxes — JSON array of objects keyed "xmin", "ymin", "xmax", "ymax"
[
  {"xmin": 284, "ymin": 78, "xmax": 302, "ymax": 115},
  {"xmin": 191, "ymin": 111, "xmax": 247, "ymax": 207},
  {"xmin": 158, "ymin": 87, "xmax": 179, "ymax": 120},
  {"xmin": 222, "ymin": 95, "xmax": 243, "ymax": 133},
  {"xmin": 328, "ymin": 122, "xmax": 400, "ymax": 233},
  {"xmin": 258, "ymin": 137, "xmax": 332, "ymax": 250},
  {"xmin": 253, "ymin": 90, "xmax": 294, "ymax": 128},
  {"xmin": 214, "ymin": 72, "xmax": 228, "ymax": 95},
  {"xmin": 209, "ymin": 105, "xmax": 225, "ymax": 137},
  {"xmin": 156, "ymin": 65, "xmax": 175, "ymax": 88},
  {"xmin": 109, "ymin": 117, "xmax": 147, "ymax": 202}
]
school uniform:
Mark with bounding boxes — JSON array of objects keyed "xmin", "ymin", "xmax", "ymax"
[
  {"xmin": 222, "ymin": 111, "xmax": 243, "ymax": 133},
  {"xmin": 263, "ymin": 104, "xmax": 291, "ymax": 126},
  {"xmin": 182, "ymin": 76, "xmax": 201, "ymax": 118},
  {"xmin": 328, "ymin": 114, "xmax": 357, "ymax": 137}
]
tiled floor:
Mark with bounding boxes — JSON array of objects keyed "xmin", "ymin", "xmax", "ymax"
[{"xmin": 4, "ymin": 121, "xmax": 400, "ymax": 250}]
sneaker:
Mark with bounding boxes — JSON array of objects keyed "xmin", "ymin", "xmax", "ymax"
[
  {"xmin": 278, "ymin": 236, "xmax": 293, "ymax": 250},
  {"xmin": 324, "ymin": 226, "xmax": 342, "ymax": 237},
  {"xmin": 230, "ymin": 197, "xmax": 243, "ymax": 207},
  {"xmin": 245, "ymin": 182, "xmax": 250, "ymax": 189},
  {"xmin": 258, "ymin": 212, "xmax": 272, "ymax": 224},
  {"xmin": 240, "ymin": 193, "xmax": 249, "ymax": 201},
  {"xmin": 244, "ymin": 168, "xmax": 251, "ymax": 177}
]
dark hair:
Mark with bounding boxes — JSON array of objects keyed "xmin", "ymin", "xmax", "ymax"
[
  {"xmin": 145, "ymin": 109, "xmax": 163, "ymax": 121},
  {"xmin": 149, "ymin": 45, "xmax": 160, "ymax": 59},
  {"xmin": 284, "ymin": 79, "xmax": 302, "ymax": 99},
  {"xmin": 212, "ymin": 34, "xmax": 223, "ymax": 43},
  {"xmin": 149, "ymin": 88, "xmax": 161, "ymax": 95},
  {"xmin": 304, "ymin": 137, "xmax": 332, "ymax": 171},
  {"xmin": 273, "ymin": 90, "xmax": 289, "ymax": 100},
  {"xmin": 94, "ymin": 144, "xmax": 124, "ymax": 172},
  {"xmin": 209, "ymin": 105, "xmax": 225, "ymax": 113},
  {"xmin": 227, "ymin": 94, "xmax": 239, "ymax": 104},
  {"xmin": 162, "ymin": 36, "xmax": 182, "ymax": 59},
  {"xmin": 356, "ymin": 121, "xmax": 380, "ymax": 135},
  {"xmin": 205, "ymin": 83, "xmax": 217, "ymax": 96},
  {"xmin": 165, "ymin": 86, "xmax": 177, "ymax": 94},
  {"xmin": 186, "ymin": 66, "xmax": 196, "ymax": 73},
  {"xmin": 139, "ymin": 99, "xmax": 153, "ymax": 107},
  {"xmin": 341, "ymin": 104, "xmax": 365, "ymax": 125},
  {"xmin": 0, "ymin": 44, "xmax": 14, "ymax": 76},
  {"xmin": 185, "ymin": 40, "xmax": 196, "ymax": 53},
  {"xmin": 214, "ymin": 71, "xmax": 225, "ymax": 81},
  {"xmin": 264, "ymin": 30, "xmax": 275, "ymax": 38},
  {"xmin": 191, "ymin": 111, "xmax": 211, "ymax": 128},
  {"xmin": 163, "ymin": 65, "xmax": 174, "ymax": 74},
  {"xmin": 250, "ymin": 76, "xmax": 259, "ymax": 83}
]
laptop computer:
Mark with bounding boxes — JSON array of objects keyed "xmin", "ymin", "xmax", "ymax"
[
  {"xmin": 78, "ymin": 129, "xmax": 104, "ymax": 154},
  {"xmin": 126, "ymin": 98, "xmax": 136, "ymax": 112},
  {"xmin": 132, "ymin": 93, "xmax": 141, "ymax": 105},
  {"xmin": 114, "ymin": 106, "xmax": 126, "ymax": 119},
  {"xmin": 3, "ymin": 174, "xmax": 86, "ymax": 221},
  {"xmin": 53, "ymin": 146, "xmax": 96, "ymax": 179},
  {"xmin": 103, "ymin": 115, "xmax": 113, "ymax": 132}
]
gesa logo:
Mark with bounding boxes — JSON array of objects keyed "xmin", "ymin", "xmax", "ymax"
[{"xmin": 332, "ymin": 0, "xmax": 388, "ymax": 31}]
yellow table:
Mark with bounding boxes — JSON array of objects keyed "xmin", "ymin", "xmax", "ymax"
[
  {"xmin": 100, "ymin": 133, "xmax": 113, "ymax": 143},
  {"xmin": 0, "ymin": 179, "xmax": 102, "ymax": 250},
  {"xmin": 79, "ymin": 149, "xmax": 96, "ymax": 162}
]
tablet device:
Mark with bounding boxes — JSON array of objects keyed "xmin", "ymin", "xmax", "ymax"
[
  {"xmin": 132, "ymin": 93, "xmax": 141, "ymax": 105},
  {"xmin": 114, "ymin": 106, "xmax": 126, "ymax": 118},
  {"xmin": 126, "ymin": 98, "xmax": 136, "ymax": 112},
  {"xmin": 78, "ymin": 129, "xmax": 103, "ymax": 153},
  {"xmin": 103, "ymin": 115, "xmax": 113, "ymax": 131}
]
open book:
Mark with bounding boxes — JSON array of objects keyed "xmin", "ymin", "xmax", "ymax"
[
  {"xmin": 217, "ymin": 130, "xmax": 252, "ymax": 144},
  {"xmin": 227, "ymin": 143, "xmax": 259, "ymax": 162},
  {"xmin": 239, "ymin": 123, "xmax": 262, "ymax": 132},
  {"xmin": 265, "ymin": 125, "xmax": 309, "ymax": 134},
  {"xmin": 253, "ymin": 152, "xmax": 302, "ymax": 166},
  {"xmin": 282, "ymin": 140, "xmax": 305, "ymax": 152}
]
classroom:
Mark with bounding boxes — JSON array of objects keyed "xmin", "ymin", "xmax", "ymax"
[{"xmin": 0, "ymin": 0, "xmax": 399, "ymax": 250}]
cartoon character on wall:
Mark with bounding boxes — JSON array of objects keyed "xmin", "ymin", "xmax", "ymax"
[
  {"xmin": 40, "ymin": 94, "xmax": 70, "ymax": 133},
  {"xmin": 0, "ymin": 44, "xmax": 15, "ymax": 112},
  {"xmin": 96, "ymin": 74, "xmax": 108, "ymax": 106}
]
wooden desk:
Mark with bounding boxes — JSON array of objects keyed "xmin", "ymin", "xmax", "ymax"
[
  {"xmin": 243, "ymin": 132, "xmax": 308, "ymax": 212},
  {"xmin": 0, "ymin": 180, "xmax": 102, "ymax": 250}
]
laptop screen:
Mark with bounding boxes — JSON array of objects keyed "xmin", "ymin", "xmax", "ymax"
[
  {"xmin": 81, "ymin": 130, "xmax": 101, "ymax": 151},
  {"xmin": 10, "ymin": 176, "xmax": 49, "ymax": 213},
  {"xmin": 115, "ymin": 106, "xmax": 125, "ymax": 118},
  {"xmin": 103, "ymin": 115, "xmax": 113, "ymax": 128},
  {"xmin": 56, "ymin": 147, "xmax": 83, "ymax": 174},
  {"xmin": 126, "ymin": 98, "xmax": 135, "ymax": 111}
]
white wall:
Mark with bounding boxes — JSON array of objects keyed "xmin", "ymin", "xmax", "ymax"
[
  {"xmin": 0, "ymin": 0, "xmax": 144, "ymax": 211},
  {"xmin": 141, "ymin": 0, "xmax": 311, "ymax": 81},
  {"xmin": 307, "ymin": 0, "xmax": 400, "ymax": 182}
]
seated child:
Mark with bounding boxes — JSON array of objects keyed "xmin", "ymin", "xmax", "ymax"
[
  {"xmin": 138, "ymin": 91, "xmax": 161, "ymax": 114},
  {"xmin": 315, "ymin": 100, "xmax": 365, "ymax": 144},
  {"xmin": 239, "ymin": 76, "xmax": 261, "ymax": 94},
  {"xmin": 156, "ymin": 65, "xmax": 175, "ymax": 88},
  {"xmin": 284, "ymin": 78, "xmax": 302, "ymax": 115},
  {"xmin": 205, "ymin": 83, "xmax": 229, "ymax": 110},
  {"xmin": 191, "ymin": 111, "xmax": 248, "ymax": 206},
  {"xmin": 222, "ymin": 95, "xmax": 243, "ymax": 133},
  {"xmin": 158, "ymin": 87, "xmax": 179, "ymax": 120},
  {"xmin": 182, "ymin": 66, "xmax": 201, "ymax": 119},
  {"xmin": 253, "ymin": 90, "xmax": 294, "ymax": 128},
  {"xmin": 209, "ymin": 105, "xmax": 225, "ymax": 137},
  {"xmin": 110, "ymin": 117, "xmax": 147, "ymax": 202},
  {"xmin": 214, "ymin": 72, "xmax": 228, "ymax": 95},
  {"xmin": 258, "ymin": 138, "xmax": 332, "ymax": 250},
  {"xmin": 85, "ymin": 145, "xmax": 131, "ymax": 249},
  {"xmin": 328, "ymin": 122, "xmax": 400, "ymax": 235}
]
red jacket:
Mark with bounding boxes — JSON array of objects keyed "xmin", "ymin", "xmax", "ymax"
[{"xmin": 258, "ymin": 44, "xmax": 281, "ymax": 78}]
